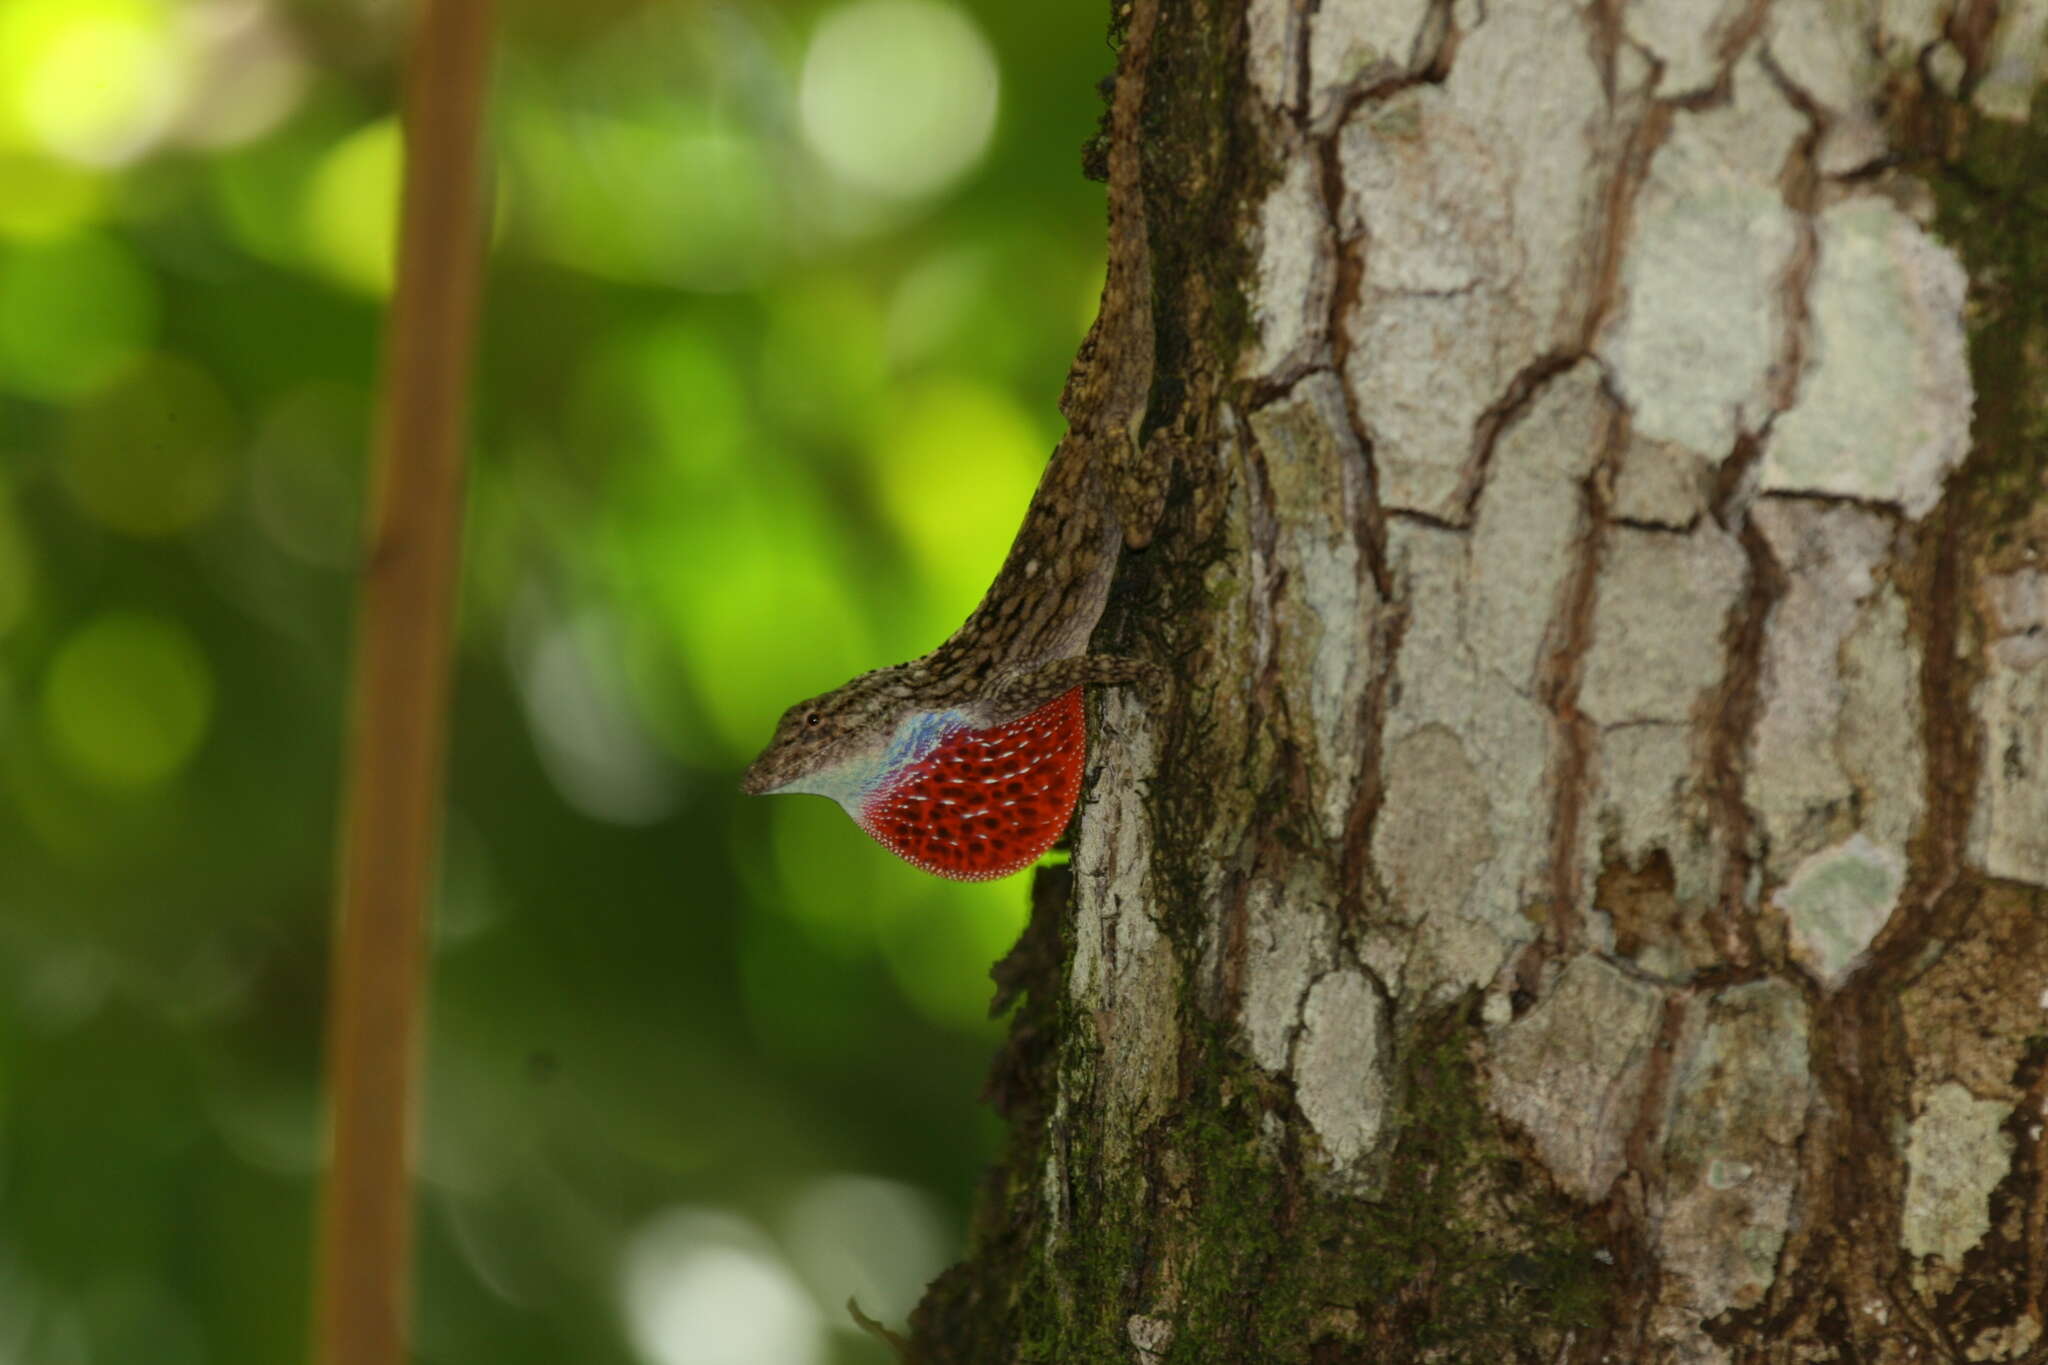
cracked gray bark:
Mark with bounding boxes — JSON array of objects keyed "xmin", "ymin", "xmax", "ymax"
[{"xmin": 912, "ymin": 1, "xmax": 2048, "ymax": 1360}]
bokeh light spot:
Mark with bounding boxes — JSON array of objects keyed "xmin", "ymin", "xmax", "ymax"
[
  {"xmin": 872, "ymin": 377, "xmax": 1047, "ymax": 590},
  {"xmin": 170, "ymin": 4, "xmax": 306, "ymax": 150},
  {"xmin": 62, "ymin": 352, "xmax": 233, "ymax": 537},
  {"xmin": 886, "ymin": 245, "xmax": 991, "ymax": 371},
  {"xmin": 798, "ymin": 0, "xmax": 998, "ymax": 200},
  {"xmin": 0, "ymin": 230, "xmax": 158, "ymax": 398},
  {"xmin": 42, "ymin": 610, "xmax": 214, "ymax": 788},
  {"xmin": 513, "ymin": 611, "xmax": 676, "ymax": 826},
  {"xmin": 620, "ymin": 1209, "xmax": 824, "ymax": 1365},
  {"xmin": 781, "ymin": 1175, "xmax": 950, "ymax": 1331},
  {"xmin": 513, "ymin": 104, "xmax": 777, "ymax": 291},
  {"xmin": 206, "ymin": 104, "xmax": 342, "ymax": 265},
  {"xmin": 248, "ymin": 382, "xmax": 365, "ymax": 566},
  {"xmin": 3, "ymin": 0, "xmax": 188, "ymax": 165},
  {"xmin": 300, "ymin": 118, "xmax": 400, "ymax": 294}
]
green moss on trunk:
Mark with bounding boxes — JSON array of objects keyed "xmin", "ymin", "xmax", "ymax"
[{"xmin": 1921, "ymin": 85, "xmax": 2048, "ymax": 545}]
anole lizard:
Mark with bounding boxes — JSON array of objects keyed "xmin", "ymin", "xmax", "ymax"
[{"xmin": 740, "ymin": 0, "xmax": 1171, "ymax": 881}]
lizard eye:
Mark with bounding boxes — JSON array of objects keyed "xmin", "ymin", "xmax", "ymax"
[{"xmin": 805, "ymin": 712, "xmax": 821, "ymax": 728}]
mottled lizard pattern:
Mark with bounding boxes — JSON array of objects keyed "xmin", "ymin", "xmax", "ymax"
[{"xmin": 740, "ymin": 0, "xmax": 1169, "ymax": 881}]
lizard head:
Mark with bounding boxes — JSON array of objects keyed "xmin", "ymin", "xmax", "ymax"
[{"xmin": 739, "ymin": 666, "xmax": 921, "ymax": 800}]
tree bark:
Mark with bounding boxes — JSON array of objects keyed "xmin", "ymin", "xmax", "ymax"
[{"xmin": 916, "ymin": 1, "xmax": 2048, "ymax": 1360}]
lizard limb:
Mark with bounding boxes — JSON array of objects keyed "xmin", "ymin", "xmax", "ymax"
[{"xmin": 989, "ymin": 654, "xmax": 1162, "ymax": 720}]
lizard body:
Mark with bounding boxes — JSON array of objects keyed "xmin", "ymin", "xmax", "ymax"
[{"xmin": 739, "ymin": 0, "xmax": 1169, "ymax": 881}]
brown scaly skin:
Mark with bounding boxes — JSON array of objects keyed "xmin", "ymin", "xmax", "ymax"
[{"xmin": 741, "ymin": 0, "xmax": 1170, "ymax": 800}]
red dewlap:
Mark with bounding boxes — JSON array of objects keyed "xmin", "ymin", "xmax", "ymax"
[{"xmin": 857, "ymin": 687, "xmax": 1086, "ymax": 881}]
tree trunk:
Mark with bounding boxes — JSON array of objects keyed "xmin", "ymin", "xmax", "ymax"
[{"xmin": 915, "ymin": 1, "xmax": 2048, "ymax": 1360}]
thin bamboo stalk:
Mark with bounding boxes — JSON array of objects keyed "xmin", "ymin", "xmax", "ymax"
[{"xmin": 312, "ymin": 0, "xmax": 494, "ymax": 1360}]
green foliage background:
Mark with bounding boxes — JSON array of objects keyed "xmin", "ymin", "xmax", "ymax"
[{"xmin": 0, "ymin": 0, "xmax": 1105, "ymax": 1359}]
